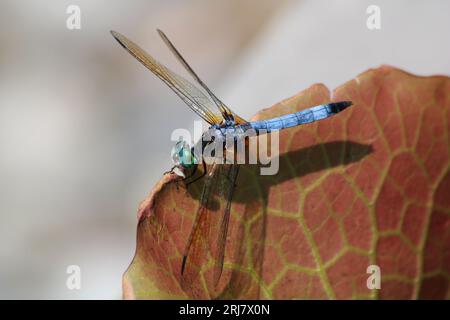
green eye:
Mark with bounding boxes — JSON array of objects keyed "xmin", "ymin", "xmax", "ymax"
[{"xmin": 171, "ymin": 140, "xmax": 197, "ymax": 168}]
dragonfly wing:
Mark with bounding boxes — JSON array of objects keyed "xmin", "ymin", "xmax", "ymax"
[
  {"xmin": 181, "ymin": 160, "xmax": 239, "ymax": 297},
  {"xmin": 213, "ymin": 163, "xmax": 239, "ymax": 287},
  {"xmin": 157, "ymin": 29, "xmax": 248, "ymax": 125},
  {"xmin": 181, "ymin": 161, "xmax": 221, "ymax": 297},
  {"xmin": 111, "ymin": 31, "xmax": 223, "ymax": 125}
]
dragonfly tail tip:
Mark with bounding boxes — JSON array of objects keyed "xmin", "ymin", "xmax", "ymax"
[{"xmin": 331, "ymin": 100, "xmax": 353, "ymax": 113}]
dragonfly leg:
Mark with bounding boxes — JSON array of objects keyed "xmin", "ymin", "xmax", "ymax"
[
  {"xmin": 185, "ymin": 159, "xmax": 207, "ymax": 187},
  {"xmin": 163, "ymin": 165, "xmax": 177, "ymax": 175},
  {"xmin": 184, "ymin": 164, "xmax": 198, "ymax": 182}
]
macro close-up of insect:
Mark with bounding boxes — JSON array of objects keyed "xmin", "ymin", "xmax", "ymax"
[
  {"xmin": 111, "ymin": 29, "xmax": 352, "ymax": 294},
  {"xmin": 2, "ymin": 1, "xmax": 449, "ymax": 313}
]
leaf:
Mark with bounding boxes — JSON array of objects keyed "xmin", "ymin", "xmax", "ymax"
[{"xmin": 123, "ymin": 66, "xmax": 450, "ymax": 299}]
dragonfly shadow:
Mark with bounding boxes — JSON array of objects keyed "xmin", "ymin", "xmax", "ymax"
[
  {"xmin": 186, "ymin": 140, "xmax": 373, "ymax": 206},
  {"xmin": 182, "ymin": 140, "xmax": 372, "ymax": 299},
  {"xmin": 238, "ymin": 140, "xmax": 373, "ymax": 203},
  {"xmin": 214, "ymin": 140, "xmax": 373, "ymax": 299}
]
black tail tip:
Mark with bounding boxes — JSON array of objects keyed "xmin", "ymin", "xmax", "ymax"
[{"xmin": 331, "ymin": 101, "xmax": 353, "ymax": 112}]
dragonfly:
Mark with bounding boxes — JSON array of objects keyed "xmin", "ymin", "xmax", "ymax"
[{"xmin": 111, "ymin": 29, "xmax": 352, "ymax": 296}]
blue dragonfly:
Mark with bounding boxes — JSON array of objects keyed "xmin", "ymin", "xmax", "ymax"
[{"xmin": 111, "ymin": 29, "xmax": 352, "ymax": 296}]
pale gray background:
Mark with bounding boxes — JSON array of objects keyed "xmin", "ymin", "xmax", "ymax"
[{"xmin": 0, "ymin": 0, "xmax": 448, "ymax": 299}]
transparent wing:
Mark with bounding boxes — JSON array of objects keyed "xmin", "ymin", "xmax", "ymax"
[
  {"xmin": 213, "ymin": 163, "xmax": 239, "ymax": 287},
  {"xmin": 180, "ymin": 161, "xmax": 219, "ymax": 297},
  {"xmin": 157, "ymin": 29, "xmax": 248, "ymax": 125},
  {"xmin": 181, "ymin": 161, "xmax": 239, "ymax": 297},
  {"xmin": 111, "ymin": 30, "xmax": 223, "ymax": 125}
]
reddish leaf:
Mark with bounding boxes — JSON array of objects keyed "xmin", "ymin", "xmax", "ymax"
[{"xmin": 123, "ymin": 66, "xmax": 450, "ymax": 299}]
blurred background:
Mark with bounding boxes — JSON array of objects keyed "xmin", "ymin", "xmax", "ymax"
[{"xmin": 0, "ymin": 0, "xmax": 449, "ymax": 299}]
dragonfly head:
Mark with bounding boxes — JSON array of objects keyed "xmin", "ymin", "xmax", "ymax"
[{"xmin": 171, "ymin": 139, "xmax": 197, "ymax": 169}]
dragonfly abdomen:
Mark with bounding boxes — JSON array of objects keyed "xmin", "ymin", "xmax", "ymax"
[{"xmin": 248, "ymin": 101, "xmax": 352, "ymax": 132}]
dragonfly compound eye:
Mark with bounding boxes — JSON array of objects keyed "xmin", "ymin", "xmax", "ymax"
[{"xmin": 171, "ymin": 140, "xmax": 196, "ymax": 169}]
